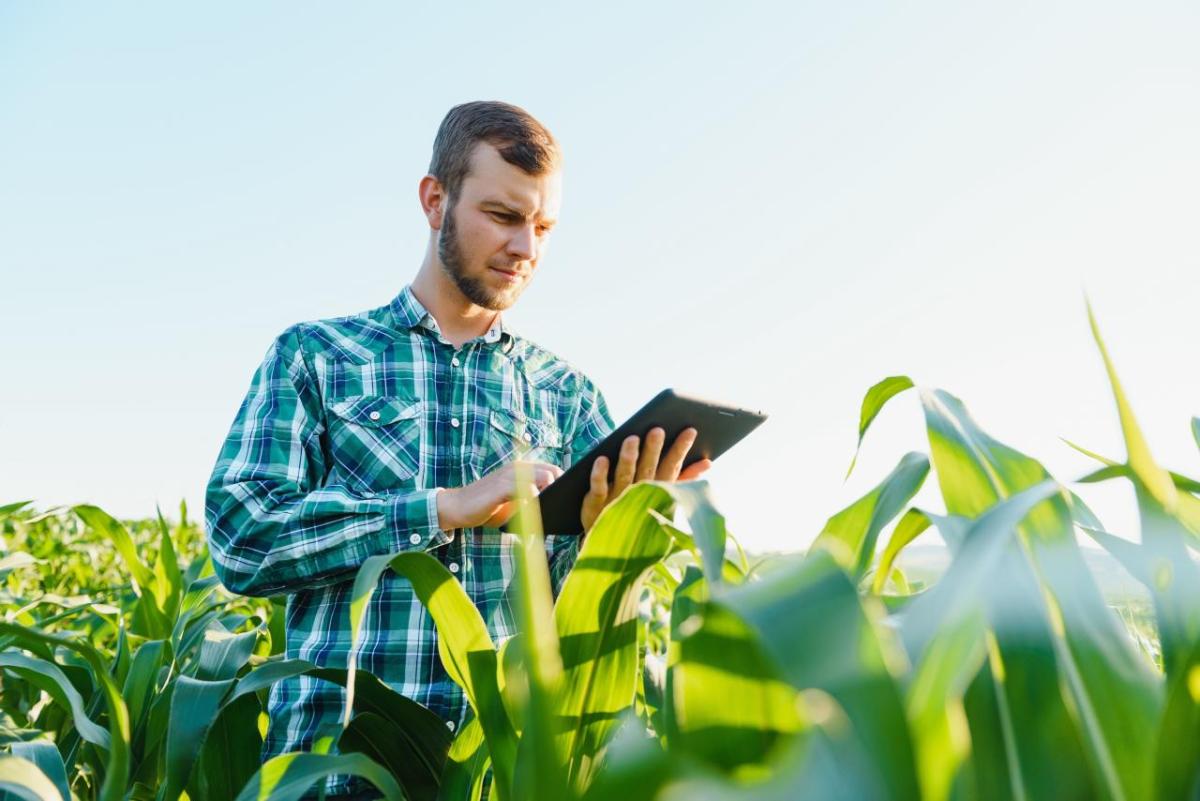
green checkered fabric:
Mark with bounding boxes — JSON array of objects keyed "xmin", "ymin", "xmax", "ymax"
[{"xmin": 204, "ymin": 283, "xmax": 614, "ymax": 797}]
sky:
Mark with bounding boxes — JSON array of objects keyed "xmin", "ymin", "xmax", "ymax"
[{"xmin": 2, "ymin": 2, "xmax": 1198, "ymax": 554}]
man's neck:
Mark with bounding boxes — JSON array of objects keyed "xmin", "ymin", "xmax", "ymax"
[{"xmin": 409, "ymin": 264, "xmax": 500, "ymax": 349}]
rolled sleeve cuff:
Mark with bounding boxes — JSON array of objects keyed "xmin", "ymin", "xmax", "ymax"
[{"xmin": 386, "ymin": 487, "xmax": 455, "ymax": 552}]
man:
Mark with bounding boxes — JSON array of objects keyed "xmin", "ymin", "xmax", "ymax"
[{"xmin": 204, "ymin": 100, "xmax": 711, "ymax": 799}]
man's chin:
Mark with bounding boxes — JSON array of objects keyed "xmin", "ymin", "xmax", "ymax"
[
  {"xmin": 481, "ymin": 284, "xmax": 525, "ymax": 311},
  {"xmin": 448, "ymin": 270, "xmax": 525, "ymax": 311},
  {"xmin": 483, "ymin": 293, "xmax": 519, "ymax": 312}
]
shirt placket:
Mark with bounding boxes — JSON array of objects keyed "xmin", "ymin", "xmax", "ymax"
[
  {"xmin": 429, "ymin": 324, "xmax": 477, "ymax": 735},
  {"xmin": 442, "ymin": 340, "xmax": 467, "ymax": 591}
]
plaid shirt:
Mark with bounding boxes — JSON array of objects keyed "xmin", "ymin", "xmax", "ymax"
[{"xmin": 204, "ymin": 283, "xmax": 614, "ymax": 796}]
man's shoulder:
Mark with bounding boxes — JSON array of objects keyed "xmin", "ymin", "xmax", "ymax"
[
  {"xmin": 509, "ymin": 334, "xmax": 603, "ymax": 397},
  {"xmin": 273, "ymin": 302, "xmax": 397, "ymax": 366}
]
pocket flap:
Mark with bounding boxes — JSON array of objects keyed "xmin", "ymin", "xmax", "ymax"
[
  {"xmin": 488, "ymin": 409, "xmax": 562, "ymax": 448},
  {"xmin": 329, "ymin": 395, "xmax": 422, "ymax": 427}
]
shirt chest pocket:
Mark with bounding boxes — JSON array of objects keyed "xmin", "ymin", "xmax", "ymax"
[
  {"xmin": 326, "ymin": 395, "xmax": 423, "ymax": 491},
  {"xmin": 474, "ymin": 408, "xmax": 565, "ymax": 480}
]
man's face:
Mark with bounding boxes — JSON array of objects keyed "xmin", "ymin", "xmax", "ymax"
[{"xmin": 437, "ymin": 141, "xmax": 562, "ymax": 311}]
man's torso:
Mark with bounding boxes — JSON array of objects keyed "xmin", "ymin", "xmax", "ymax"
[{"xmin": 244, "ymin": 286, "xmax": 613, "ymax": 793}]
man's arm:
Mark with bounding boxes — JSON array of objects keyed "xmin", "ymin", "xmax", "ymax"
[
  {"xmin": 546, "ymin": 372, "xmax": 616, "ymax": 598},
  {"xmin": 204, "ymin": 325, "xmax": 453, "ymax": 598}
]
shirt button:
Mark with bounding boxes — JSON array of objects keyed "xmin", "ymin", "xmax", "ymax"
[
  {"xmin": 451, "ymin": 356, "xmax": 461, "ymax": 367},
  {"xmin": 449, "ymin": 562, "xmax": 460, "ymax": 574},
  {"xmin": 409, "ymin": 533, "xmax": 422, "ymax": 545},
  {"xmin": 446, "ymin": 720, "xmax": 456, "ymax": 732},
  {"xmin": 451, "ymin": 417, "xmax": 460, "ymax": 428},
  {"xmin": 522, "ymin": 431, "xmax": 532, "ymax": 442},
  {"xmin": 369, "ymin": 411, "xmax": 381, "ymax": 421}
]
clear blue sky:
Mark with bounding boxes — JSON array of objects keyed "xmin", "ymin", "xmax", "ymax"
[{"xmin": 3, "ymin": 2, "xmax": 1198, "ymax": 553}]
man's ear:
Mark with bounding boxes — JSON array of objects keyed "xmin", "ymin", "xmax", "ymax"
[{"xmin": 418, "ymin": 175, "xmax": 447, "ymax": 230}]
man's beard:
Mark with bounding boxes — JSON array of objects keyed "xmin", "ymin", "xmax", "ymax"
[{"xmin": 438, "ymin": 197, "xmax": 518, "ymax": 311}]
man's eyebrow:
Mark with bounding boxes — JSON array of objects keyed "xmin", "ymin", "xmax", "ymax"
[{"xmin": 481, "ymin": 201, "xmax": 557, "ymax": 226}]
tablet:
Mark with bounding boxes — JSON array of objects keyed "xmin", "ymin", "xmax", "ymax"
[{"xmin": 502, "ymin": 388, "xmax": 768, "ymax": 535}]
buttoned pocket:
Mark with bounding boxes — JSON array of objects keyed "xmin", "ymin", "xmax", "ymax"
[
  {"xmin": 326, "ymin": 394, "xmax": 423, "ymax": 490},
  {"xmin": 477, "ymin": 408, "xmax": 564, "ymax": 479}
]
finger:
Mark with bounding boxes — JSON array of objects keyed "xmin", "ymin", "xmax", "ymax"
[
  {"xmin": 484, "ymin": 501, "xmax": 514, "ymax": 528},
  {"xmin": 635, "ymin": 427, "xmax": 665, "ymax": 482},
  {"xmin": 678, "ymin": 458, "xmax": 713, "ymax": 481},
  {"xmin": 657, "ymin": 427, "xmax": 698, "ymax": 480},
  {"xmin": 534, "ymin": 467, "xmax": 558, "ymax": 490},
  {"xmin": 528, "ymin": 460, "xmax": 564, "ymax": 479},
  {"xmin": 611, "ymin": 435, "xmax": 640, "ymax": 497},
  {"xmin": 581, "ymin": 456, "xmax": 610, "ymax": 534},
  {"xmin": 589, "ymin": 455, "xmax": 610, "ymax": 498}
]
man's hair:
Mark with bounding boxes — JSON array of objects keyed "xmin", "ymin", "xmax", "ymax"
[{"xmin": 428, "ymin": 101, "xmax": 561, "ymax": 203}]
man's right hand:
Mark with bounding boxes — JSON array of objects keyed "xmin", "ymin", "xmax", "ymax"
[{"xmin": 436, "ymin": 460, "xmax": 564, "ymax": 530}]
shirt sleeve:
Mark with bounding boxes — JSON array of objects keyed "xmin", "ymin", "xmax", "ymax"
[
  {"xmin": 547, "ymin": 371, "xmax": 616, "ymax": 599},
  {"xmin": 204, "ymin": 325, "xmax": 454, "ymax": 598}
]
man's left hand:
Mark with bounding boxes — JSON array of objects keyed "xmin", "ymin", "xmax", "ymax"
[{"xmin": 580, "ymin": 427, "xmax": 713, "ymax": 535}]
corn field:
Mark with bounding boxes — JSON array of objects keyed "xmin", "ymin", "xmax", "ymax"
[{"xmin": 3, "ymin": 304, "xmax": 1199, "ymax": 801}]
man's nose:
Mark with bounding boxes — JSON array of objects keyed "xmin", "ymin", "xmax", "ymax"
[{"xmin": 507, "ymin": 224, "xmax": 537, "ymax": 261}]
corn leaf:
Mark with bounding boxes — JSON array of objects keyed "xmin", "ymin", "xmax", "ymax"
[
  {"xmin": 0, "ymin": 756, "xmax": 62, "ymax": 801},
  {"xmin": 192, "ymin": 692, "xmax": 261, "ymax": 801},
  {"xmin": 436, "ymin": 715, "xmax": 489, "ymax": 801},
  {"xmin": 350, "ymin": 552, "xmax": 516, "ymax": 797},
  {"xmin": 0, "ymin": 623, "xmax": 131, "ymax": 801},
  {"xmin": 899, "ymin": 480, "xmax": 1062, "ymax": 798},
  {"xmin": 232, "ymin": 752, "xmax": 403, "ymax": 801},
  {"xmin": 711, "ymin": 550, "xmax": 919, "ymax": 799},
  {"xmin": 7, "ymin": 743, "xmax": 68, "ymax": 801},
  {"xmin": 1067, "ymin": 493, "xmax": 1152, "ymax": 588},
  {"xmin": 159, "ymin": 675, "xmax": 237, "ymax": 801},
  {"xmin": 663, "ymin": 564, "xmax": 804, "ymax": 772},
  {"xmin": 921, "ymin": 387, "xmax": 1161, "ymax": 801},
  {"xmin": 552, "ymin": 482, "xmax": 677, "ymax": 790},
  {"xmin": 872, "ymin": 508, "xmax": 933, "ymax": 595},
  {"xmin": 0, "ymin": 651, "xmax": 112, "ymax": 750},
  {"xmin": 1153, "ymin": 637, "xmax": 1200, "ymax": 800},
  {"xmin": 508, "ymin": 463, "xmax": 568, "ymax": 801},
  {"xmin": 339, "ymin": 712, "xmax": 442, "ymax": 801},
  {"xmin": 1065, "ymin": 440, "xmax": 1200, "ymax": 548},
  {"xmin": 1086, "ymin": 304, "xmax": 1200, "ymax": 672},
  {"xmin": 226, "ymin": 658, "xmax": 317, "ymax": 703},
  {"xmin": 812, "ymin": 451, "xmax": 929, "ymax": 580},
  {"xmin": 74, "ymin": 505, "xmax": 170, "ymax": 639},
  {"xmin": 123, "ymin": 639, "xmax": 167, "ymax": 748},
  {"xmin": 905, "ymin": 610, "xmax": 985, "ymax": 801},
  {"xmin": 154, "ymin": 504, "xmax": 183, "ymax": 623},
  {"xmin": 1085, "ymin": 300, "xmax": 1177, "ymax": 508},
  {"xmin": 307, "ymin": 668, "xmax": 452, "ymax": 793},
  {"xmin": 846, "ymin": 376, "xmax": 915, "ymax": 480},
  {"xmin": 193, "ymin": 626, "xmax": 259, "ymax": 681},
  {"xmin": 655, "ymin": 481, "xmax": 727, "ymax": 588}
]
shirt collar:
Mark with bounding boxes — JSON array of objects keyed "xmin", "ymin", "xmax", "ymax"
[{"xmin": 389, "ymin": 283, "xmax": 515, "ymax": 350}]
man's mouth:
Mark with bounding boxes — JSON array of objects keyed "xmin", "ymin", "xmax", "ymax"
[{"xmin": 490, "ymin": 267, "xmax": 525, "ymax": 280}]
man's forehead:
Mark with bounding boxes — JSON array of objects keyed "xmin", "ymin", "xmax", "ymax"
[{"xmin": 462, "ymin": 143, "xmax": 561, "ymax": 219}]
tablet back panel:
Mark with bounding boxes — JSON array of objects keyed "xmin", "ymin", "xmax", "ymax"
[{"xmin": 503, "ymin": 388, "xmax": 767, "ymax": 535}]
